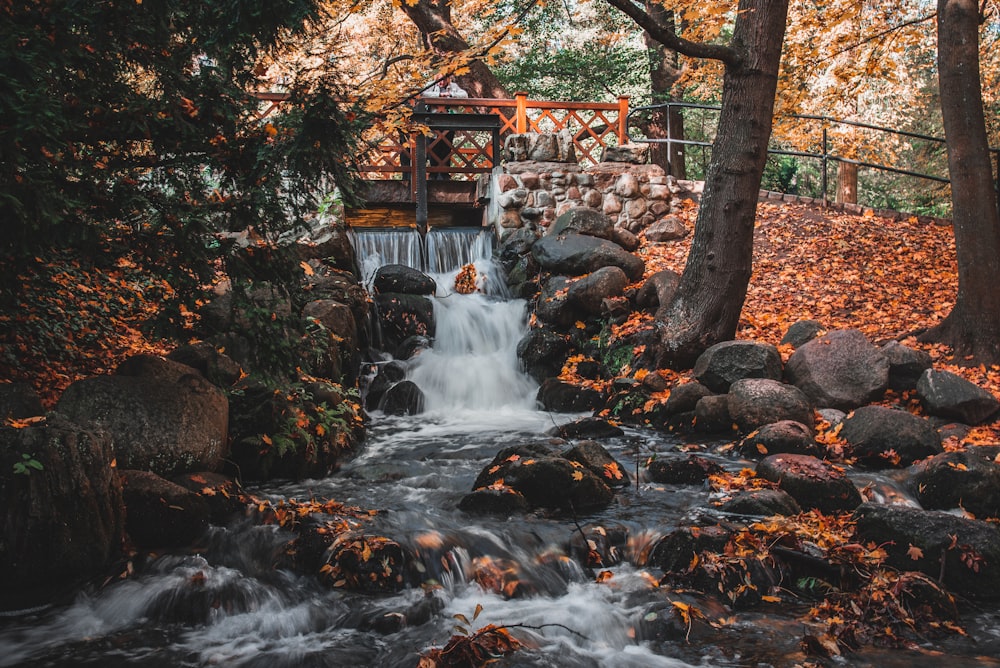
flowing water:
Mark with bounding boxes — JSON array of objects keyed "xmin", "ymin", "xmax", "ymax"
[{"xmin": 3, "ymin": 227, "xmax": 1000, "ymax": 667}]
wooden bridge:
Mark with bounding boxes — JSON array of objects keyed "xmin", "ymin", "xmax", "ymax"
[{"xmin": 256, "ymin": 92, "xmax": 632, "ymax": 231}]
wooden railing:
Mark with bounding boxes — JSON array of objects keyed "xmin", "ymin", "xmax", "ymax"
[{"xmin": 254, "ymin": 92, "xmax": 630, "ymax": 180}]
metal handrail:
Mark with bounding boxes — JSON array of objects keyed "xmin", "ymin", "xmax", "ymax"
[{"xmin": 627, "ymin": 101, "xmax": 1000, "ymax": 212}]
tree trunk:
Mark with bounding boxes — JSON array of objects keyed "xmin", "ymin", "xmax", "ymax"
[
  {"xmin": 643, "ymin": 3, "xmax": 686, "ymax": 179},
  {"xmin": 918, "ymin": 0, "xmax": 1000, "ymax": 363},
  {"xmin": 654, "ymin": 0, "xmax": 790, "ymax": 368},
  {"xmin": 836, "ymin": 161, "xmax": 858, "ymax": 205},
  {"xmin": 398, "ymin": 0, "xmax": 510, "ymax": 99}
]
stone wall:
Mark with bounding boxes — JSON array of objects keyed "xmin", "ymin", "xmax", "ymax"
[{"xmin": 489, "ymin": 136, "xmax": 686, "ymax": 236}]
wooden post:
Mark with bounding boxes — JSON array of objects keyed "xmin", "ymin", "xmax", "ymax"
[
  {"xmin": 515, "ymin": 92, "xmax": 528, "ymax": 134},
  {"xmin": 836, "ymin": 161, "xmax": 858, "ymax": 205},
  {"xmin": 617, "ymin": 95, "xmax": 630, "ymax": 144},
  {"xmin": 415, "ymin": 133, "xmax": 428, "ymax": 235}
]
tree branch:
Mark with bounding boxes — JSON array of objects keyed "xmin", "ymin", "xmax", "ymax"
[
  {"xmin": 819, "ymin": 12, "xmax": 937, "ymax": 62},
  {"xmin": 601, "ymin": 0, "xmax": 740, "ymax": 66}
]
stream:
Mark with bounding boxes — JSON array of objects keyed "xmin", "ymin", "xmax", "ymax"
[{"xmin": 2, "ymin": 228, "xmax": 1000, "ymax": 667}]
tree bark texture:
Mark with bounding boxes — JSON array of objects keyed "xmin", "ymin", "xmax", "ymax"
[
  {"xmin": 643, "ymin": 3, "xmax": 686, "ymax": 179},
  {"xmin": 836, "ymin": 161, "xmax": 858, "ymax": 205},
  {"xmin": 398, "ymin": 0, "xmax": 510, "ymax": 99},
  {"xmin": 919, "ymin": 0, "xmax": 1000, "ymax": 363},
  {"xmin": 653, "ymin": 0, "xmax": 790, "ymax": 368}
]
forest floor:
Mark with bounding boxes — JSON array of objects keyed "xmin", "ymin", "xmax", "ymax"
[{"xmin": 3, "ymin": 197, "xmax": 999, "ymax": 443}]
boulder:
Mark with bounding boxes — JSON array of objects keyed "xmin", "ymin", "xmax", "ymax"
[
  {"xmin": 601, "ymin": 143, "xmax": 649, "ymax": 164},
  {"xmin": 56, "ymin": 355, "xmax": 229, "ymax": 476},
  {"xmin": 517, "ymin": 327, "xmax": 572, "ymax": 384},
  {"xmin": 0, "ymin": 414, "xmax": 125, "ymax": 610},
  {"xmin": 738, "ymin": 420, "xmax": 820, "ymax": 458},
  {"xmin": 636, "ymin": 270, "xmax": 681, "ymax": 313},
  {"xmin": 694, "ymin": 394, "xmax": 734, "ymax": 433},
  {"xmin": 472, "ymin": 449, "xmax": 614, "ymax": 513},
  {"xmin": 756, "ymin": 454, "xmax": 862, "ymax": 513},
  {"xmin": 718, "ymin": 489, "xmax": 802, "ymax": 516},
  {"xmin": 692, "ymin": 341, "xmax": 783, "ymax": 393},
  {"xmin": 537, "ymin": 378, "xmax": 606, "ymax": 413},
  {"xmin": 547, "ymin": 207, "xmax": 614, "ymax": 240},
  {"xmin": 373, "ymin": 264, "xmax": 436, "ymax": 295},
  {"xmin": 373, "ymin": 293, "xmax": 435, "ymax": 352},
  {"xmin": 531, "ymin": 232, "xmax": 645, "ymax": 281},
  {"xmin": 171, "ymin": 471, "xmax": 247, "ymax": 525},
  {"xmin": 567, "ymin": 266, "xmax": 629, "ymax": 315},
  {"xmin": 662, "ymin": 382, "xmax": 714, "ymax": 415},
  {"xmin": 779, "ymin": 320, "xmax": 824, "ymax": 348},
  {"xmin": 839, "ymin": 405, "xmax": 942, "ymax": 468},
  {"xmin": 648, "ymin": 525, "xmax": 732, "ymax": 572},
  {"xmin": 562, "ymin": 440, "xmax": 629, "ymax": 488},
  {"xmin": 853, "ymin": 503, "xmax": 1000, "ymax": 600},
  {"xmin": 881, "ymin": 340, "xmax": 933, "ymax": 391},
  {"xmin": 458, "ymin": 487, "xmax": 530, "ymax": 515},
  {"xmin": 534, "ymin": 275, "xmax": 577, "ymax": 329},
  {"xmin": 784, "ymin": 329, "xmax": 889, "ymax": 410},
  {"xmin": 916, "ymin": 369, "xmax": 1000, "ymax": 425},
  {"xmin": 379, "ymin": 380, "xmax": 425, "ymax": 416},
  {"xmin": 120, "ymin": 470, "xmax": 210, "ymax": 548},
  {"xmin": 908, "ymin": 447, "xmax": 1000, "ymax": 519},
  {"xmin": 0, "ymin": 382, "xmax": 45, "ymax": 420},
  {"xmin": 644, "ymin": 216, "xmax": 689, "ymax": 242},
  {"xmin": 646, "ymin": 455, "xmax": 724, "ymax": 485},
  {"xmin": 166, "ymin": 342, "xmax": 243, "ymax": 388},
  {"xmin": 301, "ymin": 299, "xmax": 361, "ymax": 383},
  {"xmin": 548, "ymin": 417, "xmax": 625, "ymax": 440},
  {"xmin": 364, "ymin": 360, "xmax": 408, "ymax": 411},
  {"xmin": 726, "ymin": 378, "xmax": 815, "ymax": 434}
]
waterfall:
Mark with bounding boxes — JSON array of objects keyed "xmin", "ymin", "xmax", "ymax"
[{"xmin": 351, "ymin": 226, "xmax": 538, "ymax": 412}]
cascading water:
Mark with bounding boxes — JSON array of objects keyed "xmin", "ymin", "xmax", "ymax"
[{"xmin": 3, "ymin": 227, "xmax": 997, "ymax": 668}]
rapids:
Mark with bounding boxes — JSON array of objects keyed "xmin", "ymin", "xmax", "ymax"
[{"xmin": 2, "ymin": 226, "xmax": 999, "ymax": 667}]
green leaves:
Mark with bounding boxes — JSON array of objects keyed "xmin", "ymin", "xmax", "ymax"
[{"xmin": 12, "ymin": 453, "xmax": 43, "ymax": 476}]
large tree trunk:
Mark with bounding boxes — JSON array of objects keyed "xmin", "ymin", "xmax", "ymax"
[
  {"xmin": 643, "ymin": 3, "xmax": 686, "ymax": 179},
  {"xmin": 398, "ymin": 0, "xmax": 510, "ymax": 99},
  {"xmin": 918, "ymin": 0, "xmax": 1000, "ymax": 363},
  {"xmin": 654, "ymin": 0, "xmax": 789, "ymax": 368}
]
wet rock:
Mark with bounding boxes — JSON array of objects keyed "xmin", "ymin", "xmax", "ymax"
[
  {"xmin": 756, "ymin": 454, "xmax": 862, "ymax": 513},
  {"xmin": 546, "ymin": 207, "xmax": 614, "ymax": 239},
  {"xmin": 694, "ymin": 394, "xmax": 734, "ymax": 434},
  {"xmin": 324, "ymin": 533, "xmax": 408, "ymax": 592},
  {"xmin": 692, "ymin": 341, "xmax": 783, "ymax": 393},
  {"xmin": 908, "ymin": 447, "xmax": 1000, "ymax": 519},
  {"xmin": 881, "ymin": 340, "xmax": 933, "ymax": 391},
  {"xmin": 121, "ymin": 469, "xmax": 210, "ymax": 548},
  {"xmin": 473, "ymin": 446, "xmax": 613, "ymax": 512},
  {"xmin": 717, "ymin": 489, "xmax": 802, "ymax": 516},
  {"xmin": 738, "ymin": 420, "xmax": 820, "ymax": 458},
  {"xmin": 727, "ymin": 378, "xmax": 815, "ymax": 434},
  {"xmin": 393, "ymin": 335, "xmax": 431, "ymax": 361},
  {"xmin": 380, "ymin": 380, "xmax": 425, "ymax": 416},
  {"xmin": 784, "ymin": 329, "xmax": 889, "ymax": 410},
  {"xmin": 166, "ymin": 342, "xmax": 243, "ymax": 388},
  {"xmin": 301, "ymin": 299, "xmax": 361, "ymax": 383},
  {"xmin": 853, "ymin": 503, "xmax": 1000, "ymax": 600},
  {"xmin": 57, "ymin": 355, "xmax": 229, "ymax": 476},
  {"xmin": 517, "ymin": 327, "xmax": 572, "ymax": 384},
  {"xmin": 567, "ymin": 266, "xmax": 629, "ymax": 315},
  {"xmin": 458, "ymin": 486, "xmax": 530, "ymax": 515},
  {"xmin": 549, "ymin": 417, "xmax": 625, "ymax": 440},
  {"xmin": 562, "ymin": 440, "xmax": 630, "ymax": 488},
  {"xmin": 534, "ymin": 275, "xmax": 577, "ymax": 329},
  {"xmin": 364, "ymin": 360, "xmax": 408, "ymax": 411},
  {"xmin": 662, "ymin": 382, "xmax": 714, "ymax": 416},
  {"xmin": 649, "ymin": 525, "xmax": 732, "ymax": 572},
  {"xmin": 636, "ymin": 269, "xmax": 680, "ymax": 313},
  {"xmin": 531, "ymin": 231, "xmax": 645, "ymax": 281},
  {"xmin": 0, "ymin": 414, "xmax": 125, "ymax": 610},
  {"xmin": 634, "ymin": 599, "xmax": 714, "ymax": 643},
  {"xmin": 171, "ymin": 471, "xmax": 246, "ymax": 525},
  {"xmin": 537, "ymin": 378, "xmax": 606, "ymax": 413},
  {"xmin": 779, "ymin": 319, "xmax": 824, "ymax": 348},
  {"xmin": 839, "ymin": 405, "xmax": 942, "ymax": 468},
  {"xmin": 646, "ymin": 455, "xmax": 724, "ymax": 485},
  {"xmin": 917, "ymin": 369, "xmax": 1000, "ymax": 425},
  {"xmin": 0, "ymin": 382, "xmax": 44, "ymax": 421},
  {"xmin": 373, "ymin": 264, "xmax": 436, "ymax": 295},
  {"xmin": 373, "ymin": 293, "xmax": 435, "ymax": 352},
  {"xmin": 568, "ymin": 523, "xmax": 629, "ymax": 568}
]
